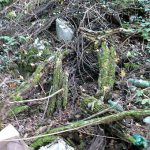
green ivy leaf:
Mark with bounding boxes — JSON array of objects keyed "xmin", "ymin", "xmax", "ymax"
[
  {"xmin": 141, "ymin": 99, "xmax": 150, "ymax": 105},
  {"xmin": 136, "ymin": 90, "xmax": 144, "ymax": 97}
]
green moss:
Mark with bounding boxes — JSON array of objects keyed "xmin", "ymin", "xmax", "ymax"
[
  {"xmin": 18, "ymin": 48, "xmax": 51, "ymax": 75},
  {"xmin": 47, "ymin": 53, "xmax": 63, "ymax": 115},
  {"xmin": 31, "ymin": 136, "xmax": 57, "ymax": 149},
  {"xmin": 78, "ymin": 141, "xmax": 86, "ymax": 150},
  {"xmin": 12, "ymin": 95, "xmax": 23, "ymax": 101},
  {"xmin": 9, "ymin": 105, "xmax": 29, "ymax": 116},
  {"xmin": 81, "ymin": 95, "xmax": 108, "ymax": 114},
  {"xmin": 0, "ymin": 0, "xmax": 13, "ymax": 10},
  {"xmin": 32, "ymin": 63, "xmax": 45, "ymax": 85},
  {"xmin": 42, "ymin": 48, "xmax": 51, "ymax": 57},
  {"xmin": 62, "ymin": 71, "xmax": 69, "ymax": 109},
  {"xmin": 18, "ymin": 48, "xmax": 39, "ymax": 74},
  {"xmin": 124, "ymin": 63, "xmax": 139, "ymax": 70},
  {"xmin": 10, "ymin": 62, "xmax": 45, "ymax": 101},
  {"xmin": 97, "ymin": 41, "xmax": 116, "ymax": 99},
  {"xmin": 109, "ymin": 46, "xmax": 116, "ymax": 84},
  {"xmin": 31, "ymin": 109, "xmax": 150, "ymax": 149},
  {"xmin": 98, "ymin": 41, "xmax": 110, "ymax": 94}
]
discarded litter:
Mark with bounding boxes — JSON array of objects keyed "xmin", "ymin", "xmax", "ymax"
[
  {"xmin": 33, "ymin": 38, "xmax": 46, "ymax": 50},
  {"xmin": 108, "ymin": 99, "xmax": 124, "ymax": 112},
  {"xmin": 56, "ymin": 18, "xmax": 74, "ymax": 43},
  {"xmin": 0, "ymin": 124, "xmax": 32, "ymax": 150},
  {"xmin": 143, "ymin": 116, "xmax": 150, "ymax": 139},
  {"xmin": 39, "ymin": 138, "xmax": 74, "ymax": 150},
  {"xmin": 132, "ymin": 134, "xmax": 148, "ymax": 148},
  {"xmin": 128, "ymin": 78, "xmax": 150, "ymax": 88}
]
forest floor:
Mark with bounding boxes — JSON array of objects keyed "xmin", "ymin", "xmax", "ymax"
[{"xmin": 0, "ymin": 0, "xmax": 150, "ymax": 150}]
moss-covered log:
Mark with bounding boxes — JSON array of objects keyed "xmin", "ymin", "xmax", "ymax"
[
  {"xmin": 47, "ymin": 53, "xmax": 63, "ymax": 115},
  {"xmin": 30, "ymin": 109, "xmax": 150, "ymax": 147},
  {"xmin": 62, "ymin": 70, "xmax": 69, "ymax": 109},
  {"xmin": 10, "ymin": 59, "xmax": 52, "ymax": 101},
  {"xmin": 31, "ymin": 135, "xmax": 58, "ymax": 149},
  {"xmin": 80, "ymin": 94, "xmax": 108, "ymax": 114},
  {"xmin": 80, "ymin": 95, "xmax": 141, "ymax": 145},
  {"xmin": 80, "ymin": 27, "xmax": 139, "ymax": 42},
  {"xmin": 97, "ymin": 41, "xmax": 116, "ymax": 99},
  {"xmin": 47, "ymin": 53, "xmax": 69, "ymax": 115}
]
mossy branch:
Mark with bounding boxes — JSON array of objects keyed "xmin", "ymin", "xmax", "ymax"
[
  {"xmin": 31, "ymin": 136, "xmax": 58, "ymax": 149},
  {"xmin": 80, "ymin": 95, "xmax": 136, "ymax": 144},
  {"xmin": 2, "ymin": 109, "xmax": 150, "ymax": 148},
  {"xmin": 29, "ymin": 109, "xmax": 150, "ymax": 145},
  {"xmin": 62, "ymin": 70, "xmax": 69, "ymax": 109},
  {"xmin": 80, "ymin": 27, "xmax": 138, "ymax": 41},
  {"xmin": 47, "ymin": 53, "xmax": 63, "ymax": 115},
  {"xmin": 10, "ymin": 61, "xmax": 47, "ymax": 101},
  {"xmin": 47, "ymin": 52, "xmax": 69, "ymax": 115},
  {"xmin": 97, "ymin": 41, "xmax": 116, "ymax": 99}
]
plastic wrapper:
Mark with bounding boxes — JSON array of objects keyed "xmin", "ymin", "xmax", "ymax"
[
  {"xmin": 39, "ymin": 138, "xmax": 74, "ymax": 150},
  {"xmin": 56, "ymin": 18, "xmax": 74, "ymax": 43},
  {"xmin": 0, "ymin": 124, "xmax": 32, "ymax": 150}
]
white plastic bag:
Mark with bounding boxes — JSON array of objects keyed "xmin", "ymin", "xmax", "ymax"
[
  {"xmin": 39, "ymin": 138, "xmax": 74, "ymax": 150},
  {"xmin": 56, "ymin": 18, "xmax": 74, "ymax": 43},
  {"xmin": 0, "ymin": 124, "xmax": 32, "ymax": 150}
]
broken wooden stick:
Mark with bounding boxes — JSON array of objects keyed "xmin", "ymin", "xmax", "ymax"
[
  {"xmin": 8, "ymin": 88, "xmax": 63, "ymax": 104},
  {"xmin": 80, "ymin": 27, "xmax": 138, "ymax": 41},
  {"xmin": 30, "ymin": 109, "xmax": 150, "ymax": 148}
]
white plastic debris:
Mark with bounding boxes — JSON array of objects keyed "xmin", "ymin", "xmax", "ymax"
[
  {"xmin": 56, "ymin": 18, "xmax": 74, "ymax": 43},
  {"xmin": 143, "ymin": 116, "xmax": 150, "ymax": 124},
  {"xmin": 39, "ymin": 138, "xmax": 74, "ymax": 150},
  {"xmin": 0, "ymin": 124, "xmax": 32, "ymax": 150},
  {"xmin": 129, "ymin": 15, "xmax": 137, "ymax": 23},
  {"xmin": 33, "ymin": 38, "xmax": 46, "ymax": 50},
  {"xmin": 143, "ymin": 116, "xmax": 150, "ymax": 139}
]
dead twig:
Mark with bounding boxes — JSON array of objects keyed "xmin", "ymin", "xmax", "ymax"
[
  {"xmin": 83, "ymin": 104, "xmax": 118, "ymax": 121},
  {"xmin": 80, "ymin": 27, "xmax": 138, "ymax": 41},
  {"xmin": 8, "ymin": 88, "xmax": 63, "ymax": 104}
]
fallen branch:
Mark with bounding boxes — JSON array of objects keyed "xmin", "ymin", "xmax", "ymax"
[
  {"xmin": 47, "ymin": 53, "xmax": 65, "ymax": 115},
  {"xmin": 80, "ymin": 27, "xmax": 138, "ymax": 41},
  {"xmin": 8, "ymin": 88, "xmax": 63, "ymax": 104},
  {"xmin": 80, "ymin": 95, "xmax": 136, "ymax": 144},
  {"xmin": 23, "ymin": 0, "xmax": 57, "ymax": 22},
  {"xmin": 0, "ymin": 109, "xmax": 149, "ymax": 149},
  {"xmin": 30, "ymin": 109, "xmax": 150, "ymax": 148},
  {"xmin": 9, "ymin": 58, "xmax": 54, "ymax": 101},
  {"xmin": 83, "ymin": 105, "xmax": 115, "ymax": 121},
  {"xmin": 0, "ymin": 109, "xmax": 149, "ymax": 143}
]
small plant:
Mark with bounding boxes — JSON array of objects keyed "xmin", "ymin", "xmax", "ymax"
[
  {"xmin": 136, "ymin": 17, "xmax": 150, "ymax": 40},
  {"xmin": 135, "ymin": 89, "xmax": 150, "ymax": 108},
  {"xmin": 136, "ymin": 89, "xmax": 144, "ymax": 97},
  {"xmin": 0, "ymin": 35, "xmax": 29, "ymax": 71},
  {"xmin": 0, "ymin": 0, "xmax": 12, "ymax": 10},
  {"xmin": 10, "ymin": 105, "xmax": 29, "ymax": 116},
  {"xmin": 0, "ymin": 0, "xmax": 10, "ymax": 4}
]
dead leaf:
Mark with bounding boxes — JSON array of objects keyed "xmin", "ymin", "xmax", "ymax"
[{"xmin": 120, "ymin": 69, "xmax": 126, "ymax": 78}]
